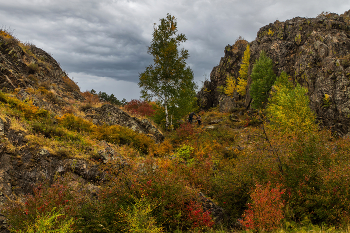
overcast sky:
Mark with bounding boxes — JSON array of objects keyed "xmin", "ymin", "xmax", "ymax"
[{"xmin": 1, "ymin": 0, "xmax": 349, "ymax": 101}]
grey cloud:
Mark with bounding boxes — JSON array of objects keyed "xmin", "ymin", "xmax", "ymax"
[{"xmin": 0, "ymin": 0, "xmax": 349, "ymax": 101}]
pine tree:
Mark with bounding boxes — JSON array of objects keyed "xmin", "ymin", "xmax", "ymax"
[{"xmin": 250, "ymin": 51, "xmax": 276, "ymax": 109}]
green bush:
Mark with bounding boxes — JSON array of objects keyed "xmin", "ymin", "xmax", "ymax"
[
  {"xmin": 56, "ymin": 113, "xmax": 94, "ymax": 133},
  {"xmin": 15, "ymin": 208, "xmax": 74, "ymax": 233},
  {"xmin": 92, "ymin": 124, "xmax": 155, "ymax": 154},
  {"xmin": 266, "ymin": 71, "xmax": 317, "ymax": 135}
]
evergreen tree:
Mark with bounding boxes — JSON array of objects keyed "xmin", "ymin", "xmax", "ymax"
[
  {"xmin": 250, "ymin": 51, "xmax": 276, "ymax": 109},
  {"xmin": 138, "ymin": 14, "xmax": 197, "ymax": 130}
]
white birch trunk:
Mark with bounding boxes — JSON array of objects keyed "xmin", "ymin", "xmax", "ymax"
[{"xmin": 164, "ymin": 97, "xmax": 169, "ymax": 130}]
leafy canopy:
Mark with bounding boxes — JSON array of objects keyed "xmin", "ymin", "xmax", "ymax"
[
  {"xmin": 266, "ymin": 72, "xmax": 317, "ymax": 135},
  {"xmin": 138, "ymin": 14, "xmax": 197, "ymax": 129},
  {"xmin": 250, "ymin": 51, "xmax": 276, "ymax": 109}
]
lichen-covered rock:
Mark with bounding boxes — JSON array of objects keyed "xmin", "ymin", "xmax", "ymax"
[
  {"xmin": 85, "ymin": 104, "xmax": 164, "ymax": 143},
  {"xmin": 198, "ymin": 10, "xmax": 350, "ymax": 135}
]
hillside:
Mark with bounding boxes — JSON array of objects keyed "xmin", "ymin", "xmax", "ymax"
[
  {"xmin": 198, "ymin": 10, "xmax": 350, "ymax": 136},
  {"xmin": 2, "ymin": 10, "xmax": 350, "ymax": 233}
]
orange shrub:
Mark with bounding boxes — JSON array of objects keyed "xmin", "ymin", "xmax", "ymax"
[
  {"xmin": 239, "ymin": 182, "xmax": 285, "ymax": 232},
  {"xmin": 81, "ymin": 91, "xmax": 100, "ymax": 104}
]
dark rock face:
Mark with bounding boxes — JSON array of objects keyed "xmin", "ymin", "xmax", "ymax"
[
  {"xmin": 85, "ymin": 104, "xmax": 164, "ymax": 143},
  {"xmin": 197, "ymin": 41, "xmax": 247, "ymax": 110},
  {"xmin": 0, "ymin": 120, "xmax": 113, "ymax": 231},
  {"xmin": 198, "ymin": 10, "xmax": 350, "ymax": 135}
]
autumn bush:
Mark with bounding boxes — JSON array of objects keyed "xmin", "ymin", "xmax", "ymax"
[
  {"xmin": 186, "ymin": 201, "xmax": 215, "ymax": 232},
  {"xmin": 172, "ymin": 122, "xmax": 195, "ymax": 142},
  {"xmin": 81, "ymin": 91, "xmax": 100, "ymax": 104},
  {"xmin": 56, "ymin": 113, "xmax": 94, "ymax": 133},
  {"xmin": 280, "ymin": 132, "xmax": 350, "ymax": 226},
  {"xmin": 92, "ymin": 124, "xmax": 155, "ymax": 154},
  {"xmin": 0, "ymin": 29, "xmax": 14, "ymax": 39},
  {"xmin": 239, "ymin": 182, "xmax": 285, "ymax": 232},
  {"xmin": 4, "ymin": 176, "xmax": 86, "ymax": 232},
  {"xmin": 124, "ymin": 99, "xmax": 156, "ymax": 117},
  {"xmin": 75, "ymin": 157, "xmax": 212, "ymax": 232},
  {"xmin": 0, "ymin": 91, "xmax": 49, "ymax": 120},
  {"xmin": 16, "ymin": 208, "xmax": 75, "ymax": 233}
]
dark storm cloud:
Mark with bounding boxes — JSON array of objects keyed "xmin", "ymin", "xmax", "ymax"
[{"xmin": 0, "ymin": 0, "xmax": 349, "ymax": 100}]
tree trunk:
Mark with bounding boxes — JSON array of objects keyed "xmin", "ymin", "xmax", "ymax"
[{"xmin": 164, "ymin": 98, "xmax": 169, "ymax": 130}]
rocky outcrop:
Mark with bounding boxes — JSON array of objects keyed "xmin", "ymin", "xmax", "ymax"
[
  {"xmin": 198, "ymin": 10, "xmax": 350, "ymax": 135},
  {"xmin": 0, "ymin": 118, "xmax": 127, "ymax": 231},
  {"xmin": 85, "ymin": 104, "xmax": 164, "ymax": 143},
  {"xmin": 197, "ymin": 40, "xmax": 248, "ymax": 111},
  {"xmin": 0, "ymin": 33, "xmax": 84, "ymax": 113}
]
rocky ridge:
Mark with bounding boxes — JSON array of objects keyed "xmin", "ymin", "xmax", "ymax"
[
  {"xmin": 198, "ymin": 10, "xmax": 350, "ymax": 136},
  {"xmin": 0, "ymin": 31, "xmax": 165, "ymax": 232}
]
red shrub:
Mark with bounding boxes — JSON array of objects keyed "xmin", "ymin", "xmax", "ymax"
[
  {"xmin": 4, "ymin": 177, "xmax": 86, "ymax": 231},
  {"xmin": 124, "ymin": 99, "xmax": 155, "ymax": 117},
  {"xmin": 186, "ymin": 201, "xmax": 214, "ymax": 231},
  {"xmin": 175, "ymin": 122, "xmax": 194, "ymax": 139},
  {"xmin": 239, "ymin": 182, "xmax": 285, "ymax": 232}
]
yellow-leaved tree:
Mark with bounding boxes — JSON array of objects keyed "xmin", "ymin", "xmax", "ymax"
[
  {"xmin": 237, "ymin": 44, "xmax": 250, "ymax": 96},
  {"xmin": 224, "ymin": 44, "xmax": 250, "ymax": 98},
  {"xmin": 224, "ymin": 75, "xmax": 236, "ymax": 97},
  {"xmin": 266, "ymin": 72, "xmax": 317, "ymax": 135}
]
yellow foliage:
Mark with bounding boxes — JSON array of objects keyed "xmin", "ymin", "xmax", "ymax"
[
  {"xmin": 266, "ymin": 74, "xmax": 317, "ymax": 136},
  {"xmin": 224, "ymin": 75, "xmax": 236, "ymax": 97},
  {"xmin": 236, "ymin": 77, "xmax": 247, "ymax": 97},
  {"xmin": 237, "ymin": 44, "xmax": 250, "ymax": 97},
  {"xmin": 151, "ymin": 139, "xmax": 173, "ymax": 156},
  {"xmin": 268, "ymin": 28, "xmax": 274, "ymax": 36},
  {"xmin": 0, "ymin": 30, "xmax": 13, "ymax": 39}
]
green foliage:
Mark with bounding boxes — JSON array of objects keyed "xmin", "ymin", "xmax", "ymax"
[
  {"xmin": 138, "ymin": 14, "xmax": 197, "ymax": 129},
  {"xmin": 14, "ymin": 208, "xmax": 75, "ymax": 233},
  {"xmin": 250, "ymin": 51, "xmax": 277, "ymax": 109},
  {"xmin": 175, "ymin": 144, "xmax": 194, "ymax": 161},
  {"xmin": 56, "ymin": 113, "xmax": 94, "ymax": 133},
  {"xmin": 76, "ymin": 158, "xmax": 202, "ymax": 232},
  {"xmin": 0, "ymin": 91, "xmax": 49, "ymax": 120},
  {"xmin": 121, "ymin": 195, "xmax": 163, "ymax": 233},
  {"xmin": 266, "ymin": 72, "xmax": 317, "ymax": 135},
  {"xmin": 92, "ymin": 124, "xmax": 155, "ymax": 154},
  {"xmin": 96, "ymin": 90, "xmax": 126, "ymax": 106},
  {"xmin": 28, "ymin": 62, "xmax": 39, "ymax": 73}
]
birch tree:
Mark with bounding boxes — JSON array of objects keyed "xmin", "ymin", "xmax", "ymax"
[{"xmin": 139, "ymin": 14, "xmax": 196, "ymax": 130}]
